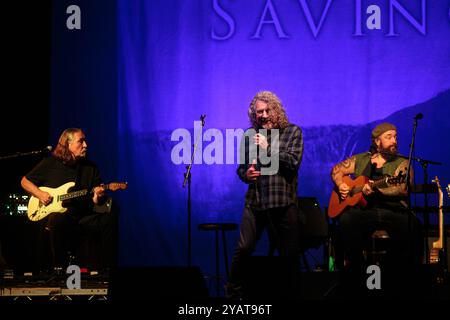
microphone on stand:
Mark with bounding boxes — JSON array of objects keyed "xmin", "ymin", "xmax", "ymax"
[
  {"xmin": 0, "ymin": 146, "xmax": 53, "ymax": 160},
  {"xmin": 31, "ymin": 146, "xmax": 52, "ymax": 154},
  {"xmin": 413, "ymin": 113, "xmax": 423, "ymax": 120}
]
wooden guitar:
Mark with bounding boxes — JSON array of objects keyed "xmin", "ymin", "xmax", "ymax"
[
  {"xmin": 27, "ymin": 181, "xmax": 127, "ymax": 221},
  {"xmin": 328, "ymin": 174, "xmax": 405, "ymax": 218},
  {"xmin": 429, "ymin": 176, "xmax": 444, "ymax": 264}
]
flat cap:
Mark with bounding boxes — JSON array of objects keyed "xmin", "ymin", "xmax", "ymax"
[{"xmin": 372, "ymin": 122, "xmax": 397, "ymax": 139}]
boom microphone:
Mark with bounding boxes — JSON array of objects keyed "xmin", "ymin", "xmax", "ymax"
[{"xmin": 31, "ymin": 146, "xmax": 52, "ymax": 154}]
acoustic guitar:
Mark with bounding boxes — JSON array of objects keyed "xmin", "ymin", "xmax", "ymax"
[{"xmin": 328, "ymin": 174, "xmax": 404, "ymax": 218}]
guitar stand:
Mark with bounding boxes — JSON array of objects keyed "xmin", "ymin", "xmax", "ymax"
[
  {"xmin": 420, "ymin": 161, "xmax": 431, "ymax": 265},
  {"xmin": 411, "ymin": 158, "xmax": 442, "ymax": 265}
]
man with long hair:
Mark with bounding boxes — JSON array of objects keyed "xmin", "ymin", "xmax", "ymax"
[
  {"xmin": 21, "ymin": 128, "xmax": 116, "ymax": 271},
  {"xmin": 226, "ymin": 91, "xmax": 303, "ymax": 299},
  {"xmin": 330, "ymin": 122, "xmax": 422, "ymax": 296}
]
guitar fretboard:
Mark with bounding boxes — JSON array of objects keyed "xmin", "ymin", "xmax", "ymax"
[
  {"xmin": 58, "ymin": 189, "xmax": 89, "ymax": 201},
  {"xmin": 56, "ymin": 183, "xmax": 123, "ymax": 202}
]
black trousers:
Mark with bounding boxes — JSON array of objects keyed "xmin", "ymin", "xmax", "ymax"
[
  {"xmin": 228, "ymin": 204, "xmax": 300, "ymax": 289},
  {"xmin": 45, "ymin": 211, "xmax": 117, "ymax": 270},
  {"xmin": 337, "ymin": 206, "xmax": 422, "ymax": 296}
]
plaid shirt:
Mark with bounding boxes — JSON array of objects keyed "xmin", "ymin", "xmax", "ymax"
[{"xmin": 237, "ymin": 124, "xmax": 303, "ymax": 210}]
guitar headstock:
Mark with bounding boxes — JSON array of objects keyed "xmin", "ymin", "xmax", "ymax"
[
  {"xmin": 105, "ymin": 182, "xmax": 128, "ymax": 191},
  {"xmin": 432, "ymin": 176, "xmax": 443, "ymax": 203},
  {"xmin": 432, "ymin": 176, "xmax": 442, "ymax": 191}
]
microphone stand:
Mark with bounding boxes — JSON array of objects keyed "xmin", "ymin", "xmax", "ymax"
[
  {"xmin": 183, "ymin": 115, "xmax": 205, "ymax": 267},
  {"xmin": 402, "ymin": 116, "xmax": 446, "ymax": 265},
  {"xmin": 405, "ymin": 116, "xmax": 420, "ymax": 266},
  {"xmin": 0, "ymin": 148, "xmax": 51, "ymax": 160},
  {"xmin": 405, "ymin": 117, "xmax": 419, "ymax": 196},
  {"xmin": 379, "ymin": 151, "xmax": 442, "ymax": 167}
]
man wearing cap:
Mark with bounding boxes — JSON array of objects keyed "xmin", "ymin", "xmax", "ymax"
[{"xmin": 330, "ymin": 122, "xmax": 422, "ymax": 296}]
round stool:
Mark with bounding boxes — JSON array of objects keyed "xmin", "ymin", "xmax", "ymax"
[
  {"xmin": 369, "ymin": 229, "xmax": 390, "ymax": 266},
  {"xmin": 198, "ymin": 223, "xmax": 238, "ymax": 296}
]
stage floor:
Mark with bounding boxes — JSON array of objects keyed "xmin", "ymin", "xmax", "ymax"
[{"xmin": 1, "ymin": 269, "xmax": 449, "ymax": 302}]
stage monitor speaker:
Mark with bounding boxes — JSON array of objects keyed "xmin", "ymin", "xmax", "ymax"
[
  {"xmin": 241, "ymin": 256, "xmax": 300, "ymax": 299},
  {"xmin": 298, "ymin": 197, "xmax": 329, "ymax": 249},
  {"xmin": 109, "ymin": 267, "xmax": 209, "ymax": 301}
]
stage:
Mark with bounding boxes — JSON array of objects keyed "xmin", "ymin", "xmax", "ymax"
[{"xmin": 1, "ymin": 267, "xmax": 448, "ymax": 303}]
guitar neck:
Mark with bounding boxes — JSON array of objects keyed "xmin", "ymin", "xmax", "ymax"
[
  {"xmin": 432, "ymin": 177, "xmax": 444, "ymax": 250},
  {"xmin": 373, "ymin": 176, "xmax": 392, "ymax": 188},
  {"xmin": 437, "ymin": 191, "xmax": 444, "ymax": 248},
  {"xmin": 57, "ymin": 182, "xmax": 125, "ymax": 202},
  {"xmin": 59, "ymin": 184, "xmax": 112, "ymax": 201},
  {"xmin": 352, "ymin": 177, "xmax": 388, "ymax": 194},
  {"xmin": 59, "ymin": 189, "xmax": 89, "ymax": 201}
]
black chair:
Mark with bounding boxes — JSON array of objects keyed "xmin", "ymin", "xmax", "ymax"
[{"xmin": 198, "ymin": 222, "xmax": 238, "ymax": 296}]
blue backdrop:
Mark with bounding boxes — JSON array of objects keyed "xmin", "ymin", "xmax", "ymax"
[{"xmin": 50, "ymin": 0, "xmax": 450, "ymax": 275}]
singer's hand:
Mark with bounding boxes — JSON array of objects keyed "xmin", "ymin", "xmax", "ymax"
[
  {"xmin": 246, "ymin": 159, "xmax": 261, "ymax": 182},
  {"xmin": 254, "ymin": 133, "xmax": 269, "ymax": 150}
]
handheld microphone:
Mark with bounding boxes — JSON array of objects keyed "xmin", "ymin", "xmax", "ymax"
[{"xmin": 413, "ymin": 113, "xmax": 423, "ymax": 120}]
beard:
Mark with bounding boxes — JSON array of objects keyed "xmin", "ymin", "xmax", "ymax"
[
  {"xmin": 379, "ymin": 144, "xmax": 398, "ymax": 160},
  {"xmin": 259, "ymin": 117, "xmax": 276, "ymax": 129}
]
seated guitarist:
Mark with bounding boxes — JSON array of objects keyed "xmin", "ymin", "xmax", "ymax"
[
  {"xmin": 21, "ymin": 128, "xmax": 117, "ymax": 271},
  {"xmin": 330, "ymin": 122, "xmax": 422, "ymax": 295}
]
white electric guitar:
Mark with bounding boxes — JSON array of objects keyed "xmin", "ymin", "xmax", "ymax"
[{"xmin": 27, "ymin": 181, "xmax": 127, "ymax": 221}]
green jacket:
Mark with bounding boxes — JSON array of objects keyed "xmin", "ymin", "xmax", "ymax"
[
  {"xmin": 353, "ymin": 152, "xmax": 409, "ymax": 210},
  {"xmin": 354, "ymin": 152, "xmax": 406, "ymax": 178}
]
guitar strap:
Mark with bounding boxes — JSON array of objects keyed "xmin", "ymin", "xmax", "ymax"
[
  {"xmin": 74, "ymin": 161, "xmax": 95, "ymax": 214},
  {"xmin": 75, "ymin": 162, "xmax": 83, "ymax": 190}
]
